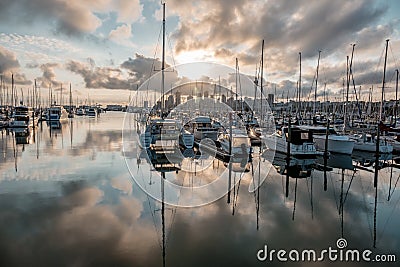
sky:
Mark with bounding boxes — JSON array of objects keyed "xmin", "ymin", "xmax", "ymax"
[{"xmin": 0, "ymin": 0, "xmax": 399, "ymax": 104}]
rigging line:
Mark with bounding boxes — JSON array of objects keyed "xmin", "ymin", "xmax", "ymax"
[
  {"xmin": 329, "ymin": 171, "xmax": 340, "ymax": 211},
  {"xmin": 233, "ymin": 169, "xmax": 237, "ymax": 209},
  {"xmin": 167, "ymin": 34, "xmax": 176, "ymax": 69},
  {"xmin": 305, "ymin": 174, "xmax": 313, "ymax": 219},
  {"xmin": 166, "ymin": 205, "xmax": 177, "ymax": 245},
  {"xmin": 146, "ymin": 191, "xmax": 163, "ymax": 249},
  {"xmin": 343, "ymin": 170, "xmax": 356, "ymax": 204},
  {"xmin": 165, "ymin": 166, "xmax": 188, "ymax": 245},
  {"xmin": 233, "ymin": 173, "xmax": 243, "ymax": 214},
  {"xmin": 309, "ymin": 72, "xmax": 316, "ymax": 99},
  {"xmin": 238, "ymin": 63, "xmax": 243, "ymax": 102},
  {"xmin": 281, "ymin": 174, "xmax": 285, "ymax": 199},
  {"xmin": 145, "ymin": 25, "xmax": 163, "ymax": 102},
  {"xmin": 251, "ymin": 160, "xmax": 258, "ymax": 205},
  {"xmin": 140, "ymin": 168, "xmax": 162, "ymax": 249},
  {"xmin": 387, "ymin": 70, "xmax": 396, "ymax": 85},
  {"xmin": 292, "ymin": 177, "xmax": 298, "ymax": 221},
  {"xmin": 389, "ymin": 42, "xmax": 400, "ymax": 72},
  {"xmin": 358, "ymin": 172, "xmax": 374, "ymax": 241},
  {"xmin": 377, "ymin": 186, "xmax": 400, "ymax": 246},
  {"xmin": 388, "ymin": 173, "xmax": 400, "ymax": 201},
  {"xmin": 375, "ymin": 43, "xmax": 386, "ymax": 74}
]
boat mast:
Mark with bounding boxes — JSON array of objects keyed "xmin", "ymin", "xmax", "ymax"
[
  {"xmin": 260, "ymin": 40, "xmax": 264, "ymax": 124},
  {"xmin": 298, "ymin": 52, "xmax": 302, "ymax": 119},
  {"xmin": 395, "ymin": 69, "xmax": 399, "ymax": 127},
  {"xmin": 161, "ymin": 2, "xmax": 166, "ymax": 118},
  {"xmin": 161, "ymin": 171, "xmax": 166, "ymax": 267},
  {"xmin": 344, "ymin": 56, "xmax": 350, "ymax": 130},
  {"xmin": 11, "ymin": 73, "xmax": 14, "ymax": 107},
  {"xmin": 235, "ymin": 57, "xmax": 238, "ymax": 111},
  {"xmin": 375, "ymin": 39, "xmax": 389, "ymax": 189},
  {"xmin": 313, "ymin": 50, "xmax": 321, "ymax": 116},
  {"xmin": 252, "ymin": 64, "xmax": 258, "ymax": 120},
  {"xmin": 0, "ymin": 74, "xmax": 3, "ymax": 107},
  {"xmin": 69, "ymin": 83, "xmax": 72, "ymax": 113},
  {"xmin": 379, "ymin": 39, "xmax": 389, "ymax": 122}
]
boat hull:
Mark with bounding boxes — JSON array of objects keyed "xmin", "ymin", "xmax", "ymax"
[
  {"xmin": 314, "ymin": 135, "xmax": 354, "ymax": 155},
  {"xmin": 262, "ymin": 136, "xmax": 322, "ymax": 158},
  {"xmin": 194, "ymin": 130, "xmax": 218, "ymax": 142},
  {"xmin": 353, "ymin": 142, "xmax": 393, "ymax": 153},
  {"xmin": 180, "ymin": 132, "xmax": 194, "ymax": 149}
]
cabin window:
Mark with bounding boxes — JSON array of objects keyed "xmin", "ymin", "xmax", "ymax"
[
  {"xmin": 301, "ymin": 132, "xmax": 309, "ymax": 139},
  {"xmin": 233, "ymin": 137, "xmax": 250, "ymax": 147}
]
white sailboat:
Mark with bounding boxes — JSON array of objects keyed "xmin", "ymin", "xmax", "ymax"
[
  {"xmin": 187, "ymin": 116, "xmax": 219, "ymax": 142},
  {"xmin": 298, "ymin": 125, "xmax": 355, "ymax": 155},
  {"xmin": 140, "ymin": 118, "xmax": 180, "ymax": 150},
  {"xmin": 218, "ymin": 128, "xmax": 251, "ymax": 156},
  {"xmin": 179, "ymin": 128, "xmax": 194, "ymax": 149},
  {"xmin": 139, "ymin": 2, "xmax": 186, "ymax": 153},
  {"xmin": 351, "ymin": 133, "xmax": 393, "ymax": 153},
  {"xmin": 47, "ymin": 105, "xmax": 69, "ymax": 121},
  {"xmin": 262, "ymin": 126, "xmax": 322, "ymax": 157}
]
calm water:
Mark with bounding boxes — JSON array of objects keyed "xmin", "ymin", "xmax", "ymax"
[{"xmin": 0, "ymin": 112, "xmax": 399, "ymax": 267}]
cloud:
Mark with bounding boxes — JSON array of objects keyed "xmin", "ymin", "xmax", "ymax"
[
  {"xmin": 109, "ymin": 24, "xmax": 134, "ymax": 47},
  {"xmin": 167, "ymin": 0, "xmax": 393, "ymax": 89},
  {"xmin": 0, "ymin": 0, "xmax": 102, "ymax": 36},
  {"xmin": 0, "ymin": 45, "xmax": 31, "ymax": 85},
  {"xmin": 111, "ymin": 175, "xmax": 133, "ymax": 195},
  {"xmin": 0, "ymin": 46, "xmax": 20, "ymax": 72},
  {"xmin": 66, "ymin": 59, "xmax": 133, "ymax": 89},
  {"xmin": 0, "ymin": 0, "xmax": 144, "ymax": 37},
  {"xmin": 36, "ymin": 63, "xmax": 61, "ymax": 88},
  {"xmin": 115, "ymin": 0, "xmax": 143, "ymax": 24},
  {"xmin": 121, "ymin": 54, "xmax": 160, "ymax": 83}
]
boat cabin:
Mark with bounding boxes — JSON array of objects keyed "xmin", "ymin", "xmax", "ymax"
[{"xmin": 281, "ymin": 127, "xmax": 314, "ymax": 145}]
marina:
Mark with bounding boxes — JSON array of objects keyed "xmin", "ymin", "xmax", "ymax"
[
  {"xmin": 1, "ymin": 0, "xmax": 400, "ymax": 266},
  {"xmin": 0, "ymin": 111, "xmax": 399, "ymax": 266}
]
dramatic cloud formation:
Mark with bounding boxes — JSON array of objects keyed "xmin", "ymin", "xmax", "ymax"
[
  {"xmin": 120, "ymin": 53, "xmax": 165, "ymax": 85},
  {"xmin": 0, "ymin": 45, "xmax": 31, "ymax": 85},
  {"xmin": 0, "ymin": 46, "xmax": 20, "ymax": 72},
  {"xmin": 0, "ymin": 0, "xmax": 398, "ymax": 101},
  {"xmin": 0, "ymin": 0, "xmax": 143, "ymax": 36},
  {"xmin": 66, "ymin": 59, "xmax": 133, "ymax": 89},
  {"xmin": 37, "ymin": 63, "xmax": 61, "ymax": 88},
  {"xmin": 170, "ymin": 0, "xmax": 388, "ymax": 56},
  {"xmin": 167, "ymin": 0, "xmax": 396, "ymax": 90}
]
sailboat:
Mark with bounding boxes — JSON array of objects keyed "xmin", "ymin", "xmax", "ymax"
[
  {"xmin": 263, "ymin": 125, "xmax": 322, "ymax": 157},
  {"xmin": 186, "ymin": 116, "xmax": 219, "ymax": 142},
  {"xmin": 218, "ymin": 128, "xmax": 251, "ymax": 156},
  {"xmin": 68, "ymin": 83, "xmax": 74, "ymax": 118},
  {"xmin": 298, "ymin": 125, "xmax": 355, "ymax": 155},
  {"xmin": 350, "ymin": 132, "xmax": 393, "ymax": 153},
  {"xmin": 139, "ymin": 3, "xmax": 190, "ymax": 151}
]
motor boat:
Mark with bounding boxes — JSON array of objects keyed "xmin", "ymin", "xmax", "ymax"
[
  {"xmin": 186, "ymin": 116, "xmax": 219, "ymax": 142},
  {"xmin": 262, "ymin": 126, "xmax": 322, "ymax": 158},
  {"xmin": 8, "ymin": 105, "xmax": 36, "ymax": 128},
  {"xmin": 47, "ymin": 105, "xmax": 69, "ymax": 121},
  {"xmin": 298, "ymin": 125, "xmax": 355, "ymax": 155}
]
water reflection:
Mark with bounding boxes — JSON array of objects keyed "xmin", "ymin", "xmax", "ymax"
[{"xmin": 0, "ymin": 112, "xmax": 398, "ymax": 266}]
